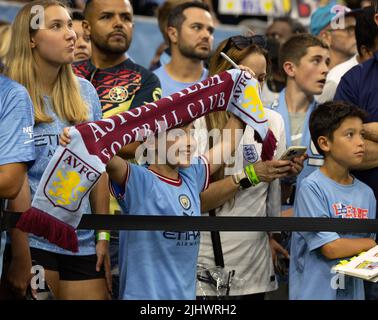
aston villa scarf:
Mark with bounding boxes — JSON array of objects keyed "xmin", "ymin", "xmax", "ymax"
[{"xmin": 17, "ymin": 69, "xmax": 277, "ymax": 252}]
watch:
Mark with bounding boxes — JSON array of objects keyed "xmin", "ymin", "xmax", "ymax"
[
  {"xmin": 232, "ymin": 171, "xmax": 252, "ymax": 189},
  {"xmin": 239, "ymin": 177, "xmax": 252, "ymax": 189}
]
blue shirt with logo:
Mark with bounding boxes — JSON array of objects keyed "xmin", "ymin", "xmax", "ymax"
[
  {"xmin": 289, "ymin": 169, "xmax": 376, "ymax": 300},
  {"xmin": 110, "ymin": 157, "xmax": 209, "ymax": 300},
  {"xmin": 0, "ymin": 75, "xmax": 36, "ymax": 276},
  {"xmin": 28, "ymin": 77, "xmax": 103, "ymax": 255}
]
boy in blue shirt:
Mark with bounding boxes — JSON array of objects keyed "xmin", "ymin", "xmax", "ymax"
[
  {"xmin": 271, "ymin": 33, "xmax": 330, "ymax": 216},
  {"xmin": 106, "ymin": 115, "xmax": 245, "ymax": 300},
  {"xmin": 289, "ymin": 101, "xmax": 376, "ymax": 300}
]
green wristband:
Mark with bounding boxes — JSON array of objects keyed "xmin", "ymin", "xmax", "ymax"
[
  {"xmin": 244, "ymin": 163, "xmax": 260, "ymax": 186},
  {"xmin": 96, "ymin": 231, "xmax": 110, "ymax": 241}
]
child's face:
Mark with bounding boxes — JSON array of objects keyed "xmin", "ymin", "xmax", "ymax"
[
  {"xmin": 325, "ymin": 117, "xmax": 365, "ymax": 167},
  {"xmin": 163, "ymin": 123, "xmax": 197, "ymax": 168},
  {"xmin": 293, "ymin": 46, "xmax": 330, "ymax": 96}
]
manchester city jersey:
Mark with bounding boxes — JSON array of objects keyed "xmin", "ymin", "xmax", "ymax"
[{"xmin": 110, "ymin": 156, "xmax": 209, "ymax": 300}]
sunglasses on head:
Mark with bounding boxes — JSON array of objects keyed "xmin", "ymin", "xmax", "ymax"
[{"xmin": 223, "ymin": 35, "xmax": 267, "ymax": 53}]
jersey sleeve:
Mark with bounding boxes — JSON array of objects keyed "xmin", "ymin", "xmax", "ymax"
[
  {"xmin": 78, "ymin": 77, "xmax": 103, "ymax": 121},
  {"xmin": 109, "ymin": 163, "xmax": 154, "ymax": 214},
  {"xmin": 295, "ymin": 181, "xmax": 340, "ymax": 251},
  {"xmin": 367, "ymin": 187, "xmax": 377, "ymax": 239},
  {"xmin": 0, "ymin": 84, "xmax": 35, "ymax": 166},
  {"xmin": 129, "ymin": 72, "xmax": 162, "ymax": 109},
  {"xmin": 193, "ymin": 155, "xmax": 210, "ymax": 193},
  {"xmin": 89, "ymin": 84, "xmax": 103, "ymax": 121}
]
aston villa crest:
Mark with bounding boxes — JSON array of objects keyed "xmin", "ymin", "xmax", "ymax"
[
  {"xmin": 44, "ymin": 149, "xmax": 101, "ymax": 212},
  {"xmin": 243, "ymin": 144, "xmax": 258, "ymax": 163}
]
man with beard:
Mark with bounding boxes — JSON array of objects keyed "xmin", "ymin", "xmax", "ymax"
[
  {"xmin": 73, "ymin": 0, "xmax": 161, "ymax": 119},
  {"xmin": 72, "ymin": 0, "xmax": 162, "ymax": 299},
  {"xmin": 154, "ymin": 1, "xmax": 214, "ymax": 155}
]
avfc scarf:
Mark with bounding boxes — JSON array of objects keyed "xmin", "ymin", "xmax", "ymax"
[{"xmin": 16, "ymin": 69, "xmax": 277, "ymax": 252}]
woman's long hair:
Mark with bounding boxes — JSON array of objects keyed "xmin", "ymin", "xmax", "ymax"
[
  {"xmin": 5, "ymin": 0, "xmax": 88, "ymax": 124},
  {"xmin": 207, "ymin": 36, "xmax": 270, "ymax": 181},
  {"xmin": 207, "ymin": 37, "xmax": 270, "ymax": 133}
]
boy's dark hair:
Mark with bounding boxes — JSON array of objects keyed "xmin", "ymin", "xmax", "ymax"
[
  {"xmin": 355, "ymin": 6, "xmax": 378, "ymax": 56},
  {"xmin": 279, "ymin": 33, "xmax": 328, "ymax": 78},
  {"xmin": 310, "ymin": 101, "xmax": 367, "ymax": 156},
  {"xmin": 374, "ymin": 0, "xmax": 378, "ymax": 13},
  {"xmin": 167, "ymin": 1, "xmax": 210, "ymax": 31}
]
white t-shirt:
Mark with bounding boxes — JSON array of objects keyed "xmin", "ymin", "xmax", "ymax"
[
  {"xmin": 197, "ymin": 108, "xmax": 286, "ymax": 296},
  {"xmin": 315, "ymin": 55, "xmax": 359, "ymax": 104}
]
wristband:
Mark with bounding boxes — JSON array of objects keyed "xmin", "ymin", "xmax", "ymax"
[
  {"xmin": 244, "ymin": 163, "xmax": 260, "ymax": 186},
  {"xmin": 96, "ymin": 231, "xmax": 110, "ymax": 241}
]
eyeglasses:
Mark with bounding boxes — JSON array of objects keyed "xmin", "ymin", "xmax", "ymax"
[{"xmin": 222, "ymin": 35, "xmax": 267, "ymax": 54}]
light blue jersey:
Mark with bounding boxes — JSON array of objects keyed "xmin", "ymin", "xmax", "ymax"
[
  {"xmin": 28, "ymin": 78, "xmax": 103, "ymax": 255},
  {"xmin": 270, "ymin": 89, "xmax": 323, "ymax": 191},
  {"xmin": 154, "ymin": 65, "xmax": 209, "ymax": 97},
  {"xmin": 289, "ymin": 169, "xmax": 376, "ymax": 300},
  {"xmin": 0, "ymin": 75, "xmax": 36, "ymax": 277},
  {"xmin": 110, "ymin": 157, "xmax": 210, "ymax": 300}
]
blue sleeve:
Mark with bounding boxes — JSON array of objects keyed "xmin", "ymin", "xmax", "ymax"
[
  {"xmin": 0, "ymin": 84, "xmax": 35, "ymax": 166},
  {"xmin": 368, "ymin": 189, "xmax": 377, "ymax": 239},
  {"xmin": 109, "ymin": 164, "xmax": 154, "ymax": 214},
  {"xmin": 294, "ymin": 182, "xmax": 340, "ymax": 252},
  {"xmin": 191, "ymin": 156, "xmax": 210, "ymax": 193},
  {"xmin": 78, "ymin": 77, "xmax": 103, "ymax": 121},
  {"xmin": 89, "ymin": 85, "xmax": 103, "ymax": 121},
  {"xmin": 334, "ymin": 67, "xmax": 360, "ymax": 105}
]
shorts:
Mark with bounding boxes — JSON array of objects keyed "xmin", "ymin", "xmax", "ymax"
[{"xmin": 30, "ymin": 247, "xmax": 105, "ymax": 281}]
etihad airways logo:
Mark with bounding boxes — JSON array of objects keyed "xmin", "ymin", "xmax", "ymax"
[{"xmin": 163, "ymin": 231, "xmax": 200, "ymax": 247}]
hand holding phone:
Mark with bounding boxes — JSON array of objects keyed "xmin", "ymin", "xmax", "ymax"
[{"xmin": 280, "ymin": 146, "xmax": 307, "ymax": 161}]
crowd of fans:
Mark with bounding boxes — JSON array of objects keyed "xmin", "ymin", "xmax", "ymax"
[{"xmin": 1, "ymin": 0, "xmax": 378, "ymax": 301}]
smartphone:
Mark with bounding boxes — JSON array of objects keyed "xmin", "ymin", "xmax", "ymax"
[{"xmin": 280, "ymin": 146, "xmax": 307, "ymax": 161}]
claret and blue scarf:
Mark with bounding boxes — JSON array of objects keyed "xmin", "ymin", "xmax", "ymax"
[{"xmin": 16, "ymin": 69, "xmax": 277, "ymax": 252}]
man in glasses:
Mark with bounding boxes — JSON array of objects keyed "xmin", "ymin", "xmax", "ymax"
[
  {"xmin": 154, "ymin": 1, "xmax": 214, "ymax": 155},
  {"xmin": 335, "ymin": 0, "xmax": 378, "ymax": 300},
  {"xmin": 310, "ymin": 3, "xmax": 358, "ymax": 103}
]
